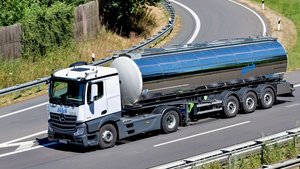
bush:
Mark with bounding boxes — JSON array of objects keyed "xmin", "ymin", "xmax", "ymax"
[
  {"xmin": 0, "ymin": 0, "xmax": 32, "ymax": 26},
  {"xmin": 0, "ymin": 0, "xmax": 89, "ymax": 26},
  {"xmin": 103, "ymin": 0, "xmax": 162, "ymax": 37},
  {"xmin": 1, "ymin": 0, "xmax": 91, "ymax": 58},
  {"xmin": 21, "ymin": 2, "xmax": 74, "ymax": 58}
]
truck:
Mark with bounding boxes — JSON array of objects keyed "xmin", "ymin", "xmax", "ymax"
[{"xmin": 47, "ymin": 37, "xmax": 294, "ymax": 148}]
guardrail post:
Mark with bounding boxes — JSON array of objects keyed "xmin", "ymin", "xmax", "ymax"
[{"xmin": 15, "ymin": 90, "xmax": 21, "ymax": 99}]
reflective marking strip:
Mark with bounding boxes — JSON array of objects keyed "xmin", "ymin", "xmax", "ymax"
[
  {"xmin": 170, "ymin": 0, "xmax": 201, "ymax": 44},
  {"xmin": 0, "ymin": 102, "xmax": 48, "ymax": 119},
  {"xmin": 153, "ymin": 121, "xmax": 251, "ymax": 147},
  {"xmin": 229, "ymin": 0, "xmax": 267, "ymax": 36}
]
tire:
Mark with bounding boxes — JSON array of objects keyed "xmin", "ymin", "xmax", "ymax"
[
  {"xmin": 161, "ymin": 110, "xmax": 179, "ymax": 134},
  {"xmin": 260, "ymin": 88, "xmax": 275, "ymax": 109},
  {"xmin": 223, "ymin": 95, "xmax": 239, "ymax": 118},
  {"xmin": 99, "ymin": 124, "xmax": 117, "ymax": 149},
  {"xmin": 242, "ymin": 91, "xmax": 257, "ymax": 113}
]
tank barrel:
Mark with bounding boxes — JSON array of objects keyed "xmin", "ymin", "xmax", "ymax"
[{"xmin": 112, "ymin": 37, "xmax": 287, "ymax": 105}]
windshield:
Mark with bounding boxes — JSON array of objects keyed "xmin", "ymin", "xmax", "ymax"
[{"xmin": 50, "ymin": 79, "xmax": 85, "ymax": 106}]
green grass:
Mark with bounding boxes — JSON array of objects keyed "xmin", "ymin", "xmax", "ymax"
[
  {"xmin": 252, "ymin": 0, "xmax": 300, "ymax": 70},
  {"xmin": 193, "ymin": 138, "xmax": 300, "ymax": 169}
]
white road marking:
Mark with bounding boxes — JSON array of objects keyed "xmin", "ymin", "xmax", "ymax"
[
  {"xmin": 150, "ymin": 84, "xmax": 190, "ymax": 92},
  {"xmin": 229, "ymin": 0, "xmax": 267, "ymax": 36},
  {"xmin": 153, "ymin": 121, "xmax": 251, "ymax": 147},
  {"xmin": 0, "ymin": 141, "xmax": 35, "ymax": 148},
  {"xmin": 15, "ymin": 141, "xmax": 36, "ymax": 151},
  {"xmin": 294, "ymin": 84, "xmax": 300, "ymax": 88},
  {"xmin": 0, "ymin": 130, "xmax": 54, "ymax": 158},
  {"xmin": 0, "ymin": 142, "xmax": 57, "ymax": 158},
  {"xmin": 285, "ymin": 103, "xmax": 300, "ymax": 108},
  {"xmin": 0, "ymin": 102, "xmax": 48, "ymax": 119},
  {"xmin": 170, "ymin": 0, "xmax": 201, "ymax": 44},
  {"xmin": 1, "ymin": 130, "xmax": 47, "ymax": 145}
]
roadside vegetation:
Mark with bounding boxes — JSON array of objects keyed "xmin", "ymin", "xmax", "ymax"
[
  {"xmin": 250, "ymin": 0, "xmax": 300, "ymax": 70},
  {"xmin": 194, "ymin": 138, "xmax": 300, "ymax": 169},
  {"xmin": 0, "ymin": 0, "xmax": 170, "ymax": 105}
]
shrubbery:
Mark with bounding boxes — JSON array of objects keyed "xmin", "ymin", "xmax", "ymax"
[
  {"xmin": 21, "ymin": 2, "xmax": 74, "ymax": 58},
  {"xmin": 1, "ymin": 0, "xmax": 162, "ymax": 58},
  {"xmin": 0, "ymin": 0, "xmax": 90, "ymax": 58},
  {"xmin": 103, "ymin": 0, "xmax": 162, "ymax": 37}
]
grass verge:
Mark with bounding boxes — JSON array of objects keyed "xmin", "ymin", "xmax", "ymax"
[
  {"xmin": 193, "ymin": 136, "xmax": 300, "ymax": 169},
  {"xmin": 248, "ymin": 0, "xmax": 300, "ymax": 70}
]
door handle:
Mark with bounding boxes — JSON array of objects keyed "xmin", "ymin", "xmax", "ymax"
[{"xmin": 101, "ymin": 110, "xmax": 107, "ymax": 115}]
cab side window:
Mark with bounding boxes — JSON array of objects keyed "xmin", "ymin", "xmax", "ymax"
[{"xmin": 87, "ymin": 81, "xmax": 104, "ymax": 103}]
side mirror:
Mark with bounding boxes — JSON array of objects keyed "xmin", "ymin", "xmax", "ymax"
[{"xmin": 90, "ymin": 84, "xmax": 98, "ymax": 102}]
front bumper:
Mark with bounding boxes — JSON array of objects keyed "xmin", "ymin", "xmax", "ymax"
[{"xmin": 48, "ymin": 123, "xmax": 99, "ymax": 147}]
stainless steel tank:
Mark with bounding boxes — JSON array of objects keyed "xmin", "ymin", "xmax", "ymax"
[{"xmin": 111, "ymin": 37, "xmax": 287, "ymax": 105}]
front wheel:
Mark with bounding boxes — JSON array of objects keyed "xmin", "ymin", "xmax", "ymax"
[
  {"xmin": 99, "ymin": 124, "xmax": 117, "ymax": 149},
  {"xmin": 161, "ymin": 110, "xmax": 179, "ymax": 134},
  {"xmin": 223, "ymin": 95, "xmax": 239, "ymax": 118}
]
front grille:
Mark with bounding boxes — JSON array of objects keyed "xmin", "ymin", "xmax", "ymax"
[{"xmin": 50, "ymin": 112, "xmax": 77, "ymax": 131}]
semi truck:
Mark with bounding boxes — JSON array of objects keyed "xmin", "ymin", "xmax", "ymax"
[{"xmin": 47, "ymin": 37, "xmax": 294, "ymax": 148}]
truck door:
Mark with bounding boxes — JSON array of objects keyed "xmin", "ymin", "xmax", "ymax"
[{"xmin": 86, "ymin": 81, "xmax": 107, "ymax": 120}]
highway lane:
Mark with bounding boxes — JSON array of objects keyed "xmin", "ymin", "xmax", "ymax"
[
  {"xmin": 168, "ymin": 0, "xmax": 265, "ymax": 46},
  {"xmin": 0, "ymin": 0, "xmax": 298, "ymax": 168},
  {"xmin": 0, "ymin": 84, "xmax": 299, "ymax": 169}
]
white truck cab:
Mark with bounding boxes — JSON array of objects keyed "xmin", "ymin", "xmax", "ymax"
[{"xmin": 48, "ymin": 65, "xmax": 122, "ymax": 147}]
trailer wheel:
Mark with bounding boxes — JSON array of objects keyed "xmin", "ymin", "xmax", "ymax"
[
  {"xmin": 99, "ymin": 124, "xmax": 117, "ymax": 149},
  {"xmin": 161, "ymin": 110, "xmax": 179, "ymax": 134},
  {"xmin": 242, "ymin": 91, "xmax": 257, "ymax": 113},
  {"xmin": 260, "ymin": 88, "xmax": 275, "ymax": 109},
  {"xmin": 223, "ymin": 95, "xmax": 239, "ymax": 118}
]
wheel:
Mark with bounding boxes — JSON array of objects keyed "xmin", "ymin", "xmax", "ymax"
[
  {"xmin": 223, "ymin": 95, "xmax": 239, "ymax": 118},
  {"xmin": 242, "ymin": 91, "xmax": 257, "ymax": 113},
  {"xmin": 98, "ymin": 124, "xmax": 117, "ymax": 149},
  {"xmin": 260, "ymin": 88, "xmax": 275, "ymax": 109},
  {"xmin": 161, "ymin": 110, "xmax": 179, "ymax": 134}
]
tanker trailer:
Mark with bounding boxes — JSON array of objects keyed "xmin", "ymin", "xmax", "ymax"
[
  {"xmin": 111, "ymin": 37, "xmax": 289, "ymax": 106},
  {"xmin": 47, "ymin": 37, "xmax": 294, "ymax": 148}
]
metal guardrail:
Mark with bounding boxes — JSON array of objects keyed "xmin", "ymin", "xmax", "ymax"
[
  {"xmin": 0, "ymin": 0, "xmax": 175, "ymax": 97},
  {"xmin": 149, "ymin": 128, "xmax": 300, "ymax": 169}
]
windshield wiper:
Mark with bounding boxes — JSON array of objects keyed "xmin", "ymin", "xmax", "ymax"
[{"xmin": 63, "ymin": 98, "xmax": 77, "ymax": 107}]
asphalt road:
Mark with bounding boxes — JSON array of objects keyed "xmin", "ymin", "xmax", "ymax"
[
  {"xmin": 167, "ymin": 0, "xmax": 265, "ymax": 46},
  {"xmin": 0, "ymin": 0, "xmax": 299, "ymax": 169}
]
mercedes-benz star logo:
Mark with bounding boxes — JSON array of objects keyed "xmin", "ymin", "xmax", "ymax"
[{"xmin": 59, "ymin": 114, "xmax": 66, "ymax": 122}]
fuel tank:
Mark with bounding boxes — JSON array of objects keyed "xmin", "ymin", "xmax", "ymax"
[{"xmin": 111, "ymin": 37, "xmax": 287, "ymax": 105}]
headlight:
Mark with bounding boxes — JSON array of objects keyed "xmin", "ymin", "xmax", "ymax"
[{"xmin": 74, "ymin": 128, "xmax": 85, "ymax": 136}]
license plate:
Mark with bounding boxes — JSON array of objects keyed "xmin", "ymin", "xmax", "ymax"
[{"xmin": 59, "ymin": 139, "xmax": 68, "ymax": 144}]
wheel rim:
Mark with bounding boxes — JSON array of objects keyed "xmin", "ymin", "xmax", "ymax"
[
  {"xmin": 102, "ymin": 130, "xmax": 113, "ymax": 143},
  {"xmin": 246, "ymin": 96, "xmax": 255, "ymax": 110},
  {"xmin": 166, "ymin": 114, "xmax": 176, "ymax": 129},
  {"xmin": 227, "ymin": 101, "xmax": 237, "ymax": 114},
  {"xmin": 264, "ymin": 92, "xmax": 272, "ymax": 105}
]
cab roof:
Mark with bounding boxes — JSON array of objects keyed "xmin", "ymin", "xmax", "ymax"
[{"xmin": 53, "ymin": 65, "xmax": 118, "ymax": 81}]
